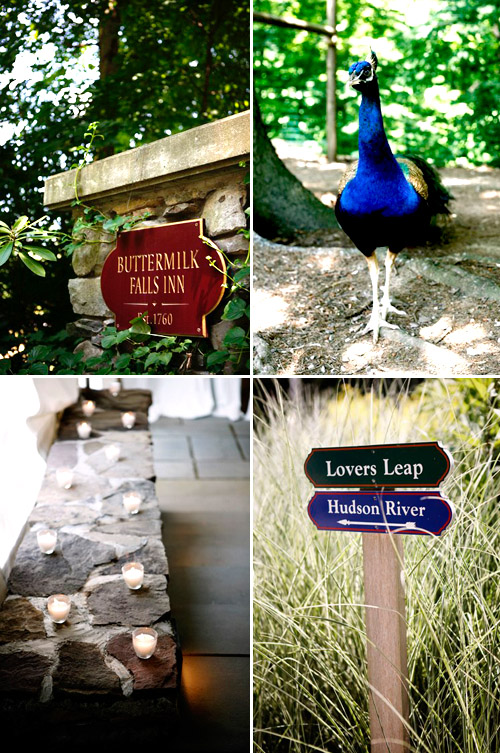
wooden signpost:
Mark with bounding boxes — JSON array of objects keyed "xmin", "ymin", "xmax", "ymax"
[
  {"xmin": 101, "ymin": 218, "xmax": 226, "ymax": 337},
  {"xmin": 304, "ymin": 442, "xmax": 453, "ymax": 752}
]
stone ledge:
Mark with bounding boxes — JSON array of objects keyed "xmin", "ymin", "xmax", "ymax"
[{"xmin": 44, "ymin": 111, "xmax": 250, "ymax": 210}]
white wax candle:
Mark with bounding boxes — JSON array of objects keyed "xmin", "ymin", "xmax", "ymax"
[
  {"xmin": 123, "ymin": 491, "xmax": 142, "ymax": 514},
  {"xmin": 132, "ymin": 629, "xmax": 157, "ymax": 659},
  {"xmin": 122, "ymin": 562, "xmax": 144, "ymax": 590},
  {"xmin": 55, "ymin": 468, "xmax": 73, "ymax": 489},
  {"xmin": 104, "ymin": 444, "xmax": 121, "ymax": 462},
  {"xmin": 82, "ymin": 400, "xmax": 96, "ymax": 417},
  {"xmin": 121, "ymin": 412, "xmax": 136, "ymax": 429},
  {"xmin": 47, "ymin": 595, "xmax": 70, "ymax": 623},
  {"xmin": 37, "ymin": 529, "xmax": 57, "ymax": 554},
  {"xmin": 110, "ymin": 380, "xmax": 121, "ymax": 396},
  {"xmin": 77, "ymin": 421, "xmax": 91, "ymax": 439}
]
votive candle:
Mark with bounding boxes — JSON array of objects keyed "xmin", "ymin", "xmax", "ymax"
[
  {"xmin": 132, "ymin": 627, "xmax": 157, "ymax": 659},
  {"xmin": 76, "ymin": 421, "xmax": 92, "ymax": 439},
  {"xmin": 110, "ymin": 380, "xmax": 121, "ymax": 397},
  {"xmin": 121, "ymin": 411, "xmax": 136, "ymax": 429},
  {"xmin": 122, "ymin": 562, "xmax": 144, "ymax": 590},
  {"xmin": 55, "ymin": 467, "xmax": 73, "ymax": 489},
  {"xmin": 37, "ymin": 529, "xmax": 57, "ymax": 554},
  {"xmin": 47, "ymin": 594, "xmax": 71, "ymax": 623},
  {"xmin": 81, "ymin": 399, "xmax": 96, "ymax": 417},
  {"xmin": 104, "ymin": 443, "xmax": 120, "ymax": 462},
  {"xmin": 122, "ymin": 491, "xmax": 142, "ymax": 515}
]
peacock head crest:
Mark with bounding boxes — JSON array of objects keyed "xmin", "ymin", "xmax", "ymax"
[{"xmin": 348, "ymin": 50, "xmax": 378, "ymax": 91}]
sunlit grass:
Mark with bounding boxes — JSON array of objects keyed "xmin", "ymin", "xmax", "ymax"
[{"xmin": 253, "ymin": 379, "xmax": 500, "ymax": 753}]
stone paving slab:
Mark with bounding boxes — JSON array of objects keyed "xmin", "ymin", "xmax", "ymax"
[
  {"xmin": 196, "ymin": 460, "xmax": 250, "ymax": 479},
  {"xmin": 0, "ymin": 388, "xmax": 179, "ymax": 740},
  {"xmin": 154, "ymin": 460, "xmax": 196, "ymax": 479}
]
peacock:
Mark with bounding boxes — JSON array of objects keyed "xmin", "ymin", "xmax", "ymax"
[{"xmin": 335, "ymin": 51, "xmax": 453, "ymax": 343}]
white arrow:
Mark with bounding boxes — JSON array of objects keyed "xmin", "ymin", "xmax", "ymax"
[{"xmin": 338, "ymin": 519, "xmax": 417, "ymax": 529}]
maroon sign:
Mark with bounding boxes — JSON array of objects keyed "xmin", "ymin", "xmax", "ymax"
[{"xmin": 101, "ymin": 219, "xmax": 226, "ymax": 336}]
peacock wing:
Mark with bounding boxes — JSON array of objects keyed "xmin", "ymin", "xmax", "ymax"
[
  {"xmin": 396, "ymin": 157, "xmax": 429, "ymax": 201},
  {"xmin": 337, "ymin": 160, "xmax": 359, "ymax": 198}
]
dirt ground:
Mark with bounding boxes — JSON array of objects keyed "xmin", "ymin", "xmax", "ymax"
[{"xmin": 253, "ymin": 144, "xmax": 500, "ymax": 376}]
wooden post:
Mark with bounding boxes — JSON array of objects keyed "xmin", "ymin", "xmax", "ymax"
[
  {"xmin": 326, "ymin": 0, "xmax": 337, "ymax": 162},
  {"xmin": 363, "ymin": 533, "xmax": 409, "ymax": 752}
]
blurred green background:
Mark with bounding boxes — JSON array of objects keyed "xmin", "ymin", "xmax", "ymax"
[{"xmin": 254, "ymin": 0, "xmax": 500, "ymax": 166}]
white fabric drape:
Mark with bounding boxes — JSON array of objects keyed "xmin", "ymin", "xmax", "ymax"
[
  {"xmin": 0, "ymin": 377, "xmax": 79, "ymax": 598},
  {"xmin": 94, "ymin": 377, "xmax": 249, "ymax": 422}
]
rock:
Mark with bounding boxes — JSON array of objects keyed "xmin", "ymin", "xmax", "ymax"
[
  {"xmin": 107, "ymin": 632, "xmax": 179, "ymax": 691},
  {"xmin": 203, "ymin": 186, "xmax": 247, "ymax": 237},
  {"xmin": 66, "ymin": 318, "xmax": 106, "ymax": 338},
  {"xmin": 210, "ymin": 320, "xmax": 234, "ymax": 351},
  {"xmin": 216, "ymin": 233, "xmax": 249, "ymax": 257},
  {"xmin": 53, "ymin": 641, "xmax": 121, "ymax": 694},
  {"xmin": 87, "ymin": 576, "xmax": 170, "ymax": 626},
  {"xmin": 72, "ymin": 227, "xmax": 114, "ymax": 277},
  {"xmin": 68, "ymin": 277, "xmax": 113, "ymax": 317},
  {"xmin": 99, "ymin": 539, "xmax": 169, "ymax": 578},
  {"xmin": 0, "ymin": 597, "xmax": 46, "ymax": 643},
  {"xmin": 162, "ymin": 199, "xmax": 203, "ymax": 218},
  {"xmin": 45, "ymin": 441, "xmax": 79, "ymax": 470},
  {"xmin": 8, "ymin": 532, "xmax": 116, "ymax": 597},
  {"xmin": 0, "ymin": 649, "xmax": 53, "ymax": 695}
]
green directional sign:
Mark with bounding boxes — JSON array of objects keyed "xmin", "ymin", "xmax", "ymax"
[{"xmin": 304, "ymin": 442, "xmax": 452, "ymax": 489}]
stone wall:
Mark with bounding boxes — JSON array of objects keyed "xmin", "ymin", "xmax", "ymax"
[
  {"xmin": 0, "ymin": 388, "xmax": 180, "ymax": 743},
  {"xmin": 43, "ymin": 112, "xmax": 250, "ymax": 369}
]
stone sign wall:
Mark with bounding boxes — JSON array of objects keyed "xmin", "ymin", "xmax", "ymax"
[{"xmin": 43, "ymin": 112, "xmax": 250, "ymax": 369}]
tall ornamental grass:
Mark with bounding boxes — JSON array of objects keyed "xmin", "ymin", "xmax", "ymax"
[{"xmin": 253, "ymin": 379, "xmax": 500, "ymax": 753}]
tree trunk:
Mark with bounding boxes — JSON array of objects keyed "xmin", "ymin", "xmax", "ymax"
[
  {"xmin": 253, "ymin": 92, "xmax": 337, "ymax": 241},
  {"xmin": 97, "ymin": 0, "xmax": 124, "ymax": 157}
]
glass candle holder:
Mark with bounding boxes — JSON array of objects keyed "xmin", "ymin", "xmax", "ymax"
[
  {"xmin": 110, "ymin": 380, "xmax": 121, "ymax": 397},
  {"xmin": 55, "ymin": 467, "xmax": 73, "ymax": 489},
  {"xmin": 81, "ymin": 399, "xmax": 96, "ymax": 417},
  {"xmin": 122, "ymin": 491, "xmax": 142, "ymax": 515},
  {"xmin": 122, "ymin": 562, "xmax": 144, "ymax": 590},
  {"xmin": 37, "ymin": 529, "xmax": 57, "ymax": 554},
  {"xmin": 76, "ymin": 421, "xmax": 92, "ymax": 439},
  {"xmin": 132, "ymin": 627, "xmax": 158, "ymax": 659},
  {"xmin": 104, "ymin": 443, "xmax": 121, "ymax": 462},
  {"xmin": 47, "ymin": 594, "xmax": 71, "ymax": 623},
  {"xmin": 121, "ymin": 411, "xmax": 136, "ymax": 429}
]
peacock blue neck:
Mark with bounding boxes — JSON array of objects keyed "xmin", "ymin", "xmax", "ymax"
[{"xmin": 357, "ymin": 80, "xmax": 401, "ymax": 178}]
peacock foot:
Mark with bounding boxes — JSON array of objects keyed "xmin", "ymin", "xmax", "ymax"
[
  {"xmin": 380, "ymin": 293, "xmax": 407, "ymax": 321},
  {"xmin": 361, "ymin": 310, "xmax": 399, "ymax": 344}
]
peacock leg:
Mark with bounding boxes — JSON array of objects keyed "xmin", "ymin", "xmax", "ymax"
[
  {"xmin": 361, "ymin": 253, "xmax": 398, "ymax": 343},
  {"xmin": 381, "ymin": 249, "xmax": 407, "ymax": 320}
]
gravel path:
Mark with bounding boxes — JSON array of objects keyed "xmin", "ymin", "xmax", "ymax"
[{"xmin": 253, "ymin": 149, "xmax": 500, "ymax": 376}]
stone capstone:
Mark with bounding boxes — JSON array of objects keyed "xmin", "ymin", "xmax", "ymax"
[{"xmin": 107, "ymin": 632, "xmax": 178, "ymax": 691}]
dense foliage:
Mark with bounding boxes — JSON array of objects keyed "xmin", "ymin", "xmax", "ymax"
[
  {"xmin": 254, "ymin": 0, "xmax": 500, "ymax": 166},
  {"xmin": 0, "ymin": 0, "xmax": 250, "ymax": 355}
]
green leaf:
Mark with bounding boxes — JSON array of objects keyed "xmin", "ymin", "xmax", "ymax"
[
  {"xmin": 116, "ymin": 329, "xmax": 130, "ymax": 344},
  {"xmin": 27, "ymin": 345, "xmax": 51, "ymax": 362},
  {"xmin": 101, "ymin": 334, "xmax": 118, "ymax": 349},
  {"xmin": 23, "ymin": 246, "xmax": 57, "ymax": 261},
  {"xmin": 145, "ymin": 352, "xmax": 161, "ymax": 369},
  {"xmin": 115, "ymin": 353, "xmax": 131, "ymax": 370},
  {"xmin": 28, "ymin": 362, "xmax": 49, "ymax": 375},
  {"xmin": 18, "ymin": 252, "xmax": 46, "ymax": 277},
  {"xmin": 222, "ymin": 297, "xmax": 247, "ymax": 321},
  {"xmin": 207, "ymin": 350, "xmax": 229, "ymax": 367},
  {"xmin": 0, "ymin": 242, "xmax": 14, "ymax": 266},
  {"xmin": 223, "ymin": 326, "xmax": 247, "ymax": 347},
  {"xmin": 133, "ymin": 346, "xmax": 150, "ymax": 359},
  {"xmin": 12, "ymin": 216, "xmax": 30, "ymax": 234},
  {"xmin": 157, "ymin": 351, "xmax": 173, "ymax": 366},
  {"xmin": 233, "ymin": 266, "xmax": 250, "ymax": 283}
]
